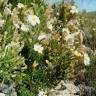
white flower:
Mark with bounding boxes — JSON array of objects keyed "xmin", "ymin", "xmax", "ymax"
[
  {"xmin": 0, "ymin": 19, "xmax": 4, "ymax": 27},
  {"xmin": 34, "ymin": 44, "xmax": 44, "ymax": 54},
  {"xmin": 7, "ymin": 3, "xmax": 12, "ymax": 9},
  {"xmin": 13, "ymin": 21, "xmax": 21, "ymax": 29},
  {"xmin": 4, "ymin": 7, "xmax": 11, "ymax": 15},
  {"xmin": 65, "ymin": 32, "xmax": 79, "ymax": 46},
  {"xmin": 84, "ymin": 53, "xmax": 90, "ymax": 66},
  {"xmin": 38, "ymin": 33, "xmax": 46, "ymax": 40},
  {"xmin": 38, "ymin": 33, "xmax": 51, "ymax": 42},
  {"xmin": 65, "ymin": 34, "xmax": 74, "ymax": 46},
  {"xmin": 38, "ymin": 91, "xmax": 44, "ymax": 96},
  {"xmin": 70, "ymin": 6, "xmax": 78, "ymax": 14},
  {"xmin": 27, "ymin": 15, "xmax": 40, "ymax": 26},
  {"xmin": 38, "ymin": 90, "xmax": 47, "ymax": 96},
  {"xmin": 47, "ymin": 23, "xmax": 53, "ymax": 31},
  {"xmin": 21, "ymin": 24, "xmax": 29, "ymax": 32},
  {"xmin": 14, "ymin": 23, "xmax": 19, "ymax": 28},
  {"xmin": 45, "ymin": 33, "xmax": 51, "ymax": 42},
  {"xmin": 17, "ymin": 3, "xmax": 24, "ymax": 9},
  {"xmin": 11, "ymin": 74, "xmax": 16, "ymax": 78},
  {"xmin": 93, "ymin": 28, "xmax": 96, "ymax": 31},
  {"xmin": 73, "ymin": 50, "xmax": 82, "ymax": 57},
  {"xmin": 0, "ymin": 93, "xmax": 5, "ymax": 96},
  {"xmin": 62, "ymin": 28, "xmax": 70, "ymax": 34}
]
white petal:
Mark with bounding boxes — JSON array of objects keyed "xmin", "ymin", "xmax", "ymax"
[
  {"xmin": 0, "ymin": 93, "xmax": 5, "ymax": 96},
  {"xmin": 17, "ymin": 3, "xmax": 24, "ymax": 8},
  {"xmin": 21, "ymin": 24, "xmax": 29, "ymax": 32},
  {"xmin": 0, "ymin": 20, "xmax": 4, "ymax": 27},
  {"xmin": 38, "ymin": 33, "xmax": 46, "ymax": 40},
  {"xmin": 84, "ymin": 53, "xmax": 90, "ymax": 66}
]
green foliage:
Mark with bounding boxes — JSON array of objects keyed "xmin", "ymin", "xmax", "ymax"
[
  {"xmin": 0, "ymin": 42, "xmax": 25, "ymax": 81},
  {"xmin": 0, "ymin": 0, "xmax": 49, "ymax": 95}
]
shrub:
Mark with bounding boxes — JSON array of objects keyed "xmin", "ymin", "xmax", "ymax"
[{"xmin": 0, "ymin": 0, "xmax": 93, "ymax": 96}]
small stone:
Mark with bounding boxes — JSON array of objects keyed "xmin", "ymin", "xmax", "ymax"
[{"xmin": 0, "ymin": 93, "xmax": 5, "ymax": 96}]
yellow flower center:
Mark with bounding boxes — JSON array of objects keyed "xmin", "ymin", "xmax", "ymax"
[{"xmin": 32, "ymin": 15, "xmax": 36, "ymax": 20}]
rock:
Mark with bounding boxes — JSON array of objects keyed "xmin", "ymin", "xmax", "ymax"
[
  {"xmin": 0, "ymin": 81, "xmax": 17, "ymax": 96},
  {"xmin": 46, "ymin": 80, "xmax": 80, "ymax": 96},
  {"xmin": 0, "ymin": 93, "xmax": 5, "ymax": 96},
  {"xmin": 46, "ymin": 80, "xmax": 96, "ymax": 96}
]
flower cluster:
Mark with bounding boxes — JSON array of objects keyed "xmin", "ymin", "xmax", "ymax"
[
  {"xmin": 44, "ymin": 3, "xmax": 91, "ymax": 80},
  {"xmin": 70, "ymin": 6, "xmax": 78, "ymax": 14},
  {"xmin": 34, "ymin": 43, "xmax": 44, "ymax": 54}
]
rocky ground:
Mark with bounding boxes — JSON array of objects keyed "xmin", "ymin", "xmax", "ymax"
[
  {"xmin": 46, "ymin": 80, "xmax": 80, "ymax": 96},
  {"xmin": 0, "ymin": 80, "xmax": 96, "ymax": 96},
  {"xmin": 38, "ymin": 80, "xmax": 96, "ymax": 96}
]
